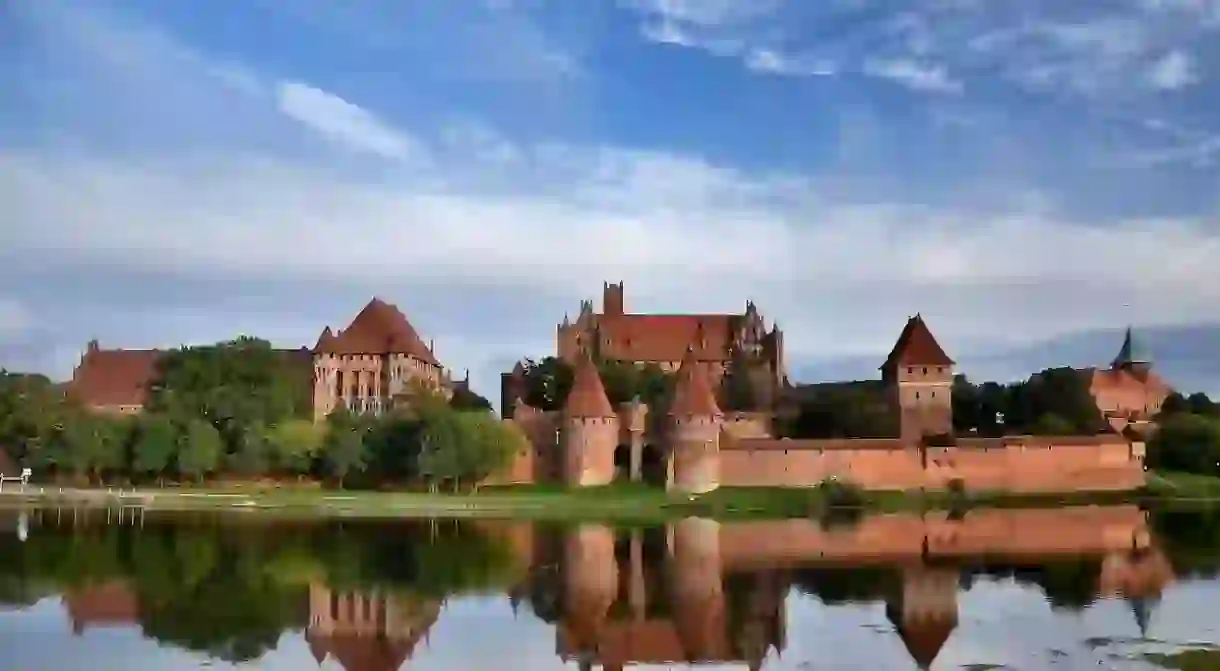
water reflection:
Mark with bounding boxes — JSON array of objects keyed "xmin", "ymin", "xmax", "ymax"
[{"xmin": 0, "ymin": 505, "xmax": 1215, "ymax": 670}]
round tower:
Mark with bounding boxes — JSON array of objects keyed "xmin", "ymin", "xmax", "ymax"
[
  {"xmin": 562, "ymin": 524, "xmax": 618, "ymax": 661},
  {"xmin": 670, "ymin": 347, "xmax": 724, "ymax": 494},
  {"xmin": 563, "ymin": 351, "xmax": 619, "ymax": 487},
  {"xmin": 669, "ymin": 517, "xmax": 725, "ymax": 661}
]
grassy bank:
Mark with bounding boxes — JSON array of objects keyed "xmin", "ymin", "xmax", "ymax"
[{"xmin": 2, "ymin": 472, "xmax": 1218, "ymax": 521}]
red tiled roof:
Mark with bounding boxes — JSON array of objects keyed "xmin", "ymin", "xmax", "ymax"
[
  {"xmin": 670, "ymin": 348, "xmax": 722, "ymax": 417},
  {"xmin": 881, "ymin": 315, "xmax": 954, "ymax": 369},
  {"xmin": 596, "ymin": 314, "xmax": 738, "ymax": 362},
  {"xmin": 565, "ymin": 352, "xmax": 616, "ymax": 418},
  {"xmin": 318, "ymin": 298, "xmax": 439, "ymax": 364},
  {"xmin": 69, "ymin": 348, "xmax": 162, "ymax": 408}
]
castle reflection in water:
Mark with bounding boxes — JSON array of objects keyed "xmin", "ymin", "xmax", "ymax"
[{"xmin": 51, "ymin": 506, "xmax": 1175, "ymax": 671}]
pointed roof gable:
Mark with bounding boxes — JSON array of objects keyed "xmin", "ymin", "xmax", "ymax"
[
  {"xmin": 313, "ymin": 326, "xmax": 337, "ymax": 353},
  {"xmin": 565, "ymin": 352, "xmax": 616, "ymax": 418},
  {"xmin": 1112, "ymin": 326, "xmax": 1151, "ymax": 368},
  {"xmin": 881, "ymin": 314, "xmax": 954, "ymax": 370},
  {"xmin": 328, "ymin": 298, "xmax": 438, "ymax": 364},
  {"xmin": 670, "ymin": 347, "xmax": 722, "ymax": 417},
  {"xmin": 886, "ymin": 605, "xmax": 955, "ymax": 670}
]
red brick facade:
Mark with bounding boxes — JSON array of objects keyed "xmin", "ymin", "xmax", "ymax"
[{"xmin": 500, "ymin": 287, "xmax": 1150, "ymax": 494}]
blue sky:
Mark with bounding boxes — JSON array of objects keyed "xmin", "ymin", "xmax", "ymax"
[{"xmin": 3, "ymin": 0, "xmax": 1220, "ymax": 401}]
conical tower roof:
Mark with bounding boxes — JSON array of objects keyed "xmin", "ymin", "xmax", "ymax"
[
  {"xmin": 313, "ymin": 326, "xmax": 337, "ymax": 353},
  {"xmin": 1112, "ymin": 326, "xmax": 1151, "ymax": 368},
  {"xmin": 670, "ymin": 347, "xmax": 722, "ymax": 417},
  {"xmin": 564, "ymin": 351, "xmax": 615, "ymax": 418},
  {"xmin": 881, "ymin": 314, "xmax": 954, "ymax": 370}
]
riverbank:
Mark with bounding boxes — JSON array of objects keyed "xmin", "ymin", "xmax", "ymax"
[{"xmin": 1, "ymin": 472, "xmax": 1217, "ymax": 520}]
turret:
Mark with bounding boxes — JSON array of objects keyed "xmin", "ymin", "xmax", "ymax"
[
  {"xmin": 885, "ymin": 566, "xmax": 958, "ymax": 670},
  {"xmin": 562, "ymin": 352, "xmax": 618, "ymax": 486},
  {"xmin": 1112, "ymin": 326, "xmax": 1153, "ymax": 380},
  {"xmin": 669, "ymin": 517, "xmax": 725, "ymax": 661},
  {"xmin": 881, "ymin": 314, "xmax": 955, "ymax": 442},
  {"xmin": 669, "ymin": 347, "xmax": 724, "ymax": 494},
  {"xmin": 311, "ymin": 327, "xmax": 338, "ymax": 421},
  {"xmin": 562, "ymin": 524, "xmax": 618, "ymax": 663}
]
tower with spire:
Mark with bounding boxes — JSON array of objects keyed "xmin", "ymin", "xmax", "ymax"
[
  {"xmin": 881, "ymin": 314, "xmax": 956, "ymax": 442},
  {"xmin": 1111, "ymin": 326, "xmax": 1153, "ymax": 381},
  {"xmin": 562, "ymin": 351, "xmax": 619, "ymax": 486},
  {"xmin": 669, "ymin": 347, "xmax": 725, "ymax": 494}
]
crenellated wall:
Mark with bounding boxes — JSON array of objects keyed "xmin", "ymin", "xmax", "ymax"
[{"xmin": 717, "ymin": 434, "xmax": 1144, "ymax": 492}]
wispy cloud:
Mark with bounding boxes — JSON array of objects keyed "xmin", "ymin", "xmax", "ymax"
[
  {"xmin": 276, "ymin": 82, "xmax": 418, "ymax": 160},
  {"xmin": 864, "ymin": 59, "xmax": 962, "ymax": 93},
  {"xmin": 1147, "ymin": 49, "xmax": 1199, "ymax": 90}
]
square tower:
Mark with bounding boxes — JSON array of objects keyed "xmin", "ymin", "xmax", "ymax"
[{"xmin": 881, "ymin": 314, "xmax": 955, "ymax": 441}]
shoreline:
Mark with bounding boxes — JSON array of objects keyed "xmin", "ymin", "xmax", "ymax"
[{"xmin": 0, "ymin": 473, "xmax": 1216, "ymax": 521}]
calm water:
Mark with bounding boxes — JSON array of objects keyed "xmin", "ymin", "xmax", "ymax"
[{"xmin": 0, "ymin": 506, "xmax": 1218, "ymax": 671}]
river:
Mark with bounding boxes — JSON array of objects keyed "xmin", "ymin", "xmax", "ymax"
[{"xmin": 0, "ymin": 505, "xmax": 1217, "ymax": 670}]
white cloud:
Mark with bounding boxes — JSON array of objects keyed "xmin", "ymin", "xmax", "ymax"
[
  {"xmin": 8, "ymin": 0, "xmax": 1220, "ymax": 397},
  {"xmin": 863, "ymin": 59, "xmax": 962, "ymax": 93},
  {"xmin": 276, "ymin": 81, "xmax": 418, "ymax": 160},
  {"xmin": 619, "ymin": 0, "xmax": 783, "ymax": 27},
  {"xmin": 745, "ymin": 49, "xmax": 836, "ymax": 77},
  {"xmin": 1147, "ymin": 50, "xmax": 1199, "ymax": 90}
]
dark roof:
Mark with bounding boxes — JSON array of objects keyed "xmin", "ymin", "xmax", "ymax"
[
  {"xmin": 881, "ymin": 314, "xmax": 954, "ymax": 369},
  {"xmin": 670, "ymin": 347, "xmax": 722, "ymax": 417},
  {"xmin": 1112, "ymin": 326, "xmax": 1152, "ymax": 367}
]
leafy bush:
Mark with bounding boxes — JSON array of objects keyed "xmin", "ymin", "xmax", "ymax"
[{"xmin": 816, "ymin": 477, "xmax": 866, "ymax": 509}]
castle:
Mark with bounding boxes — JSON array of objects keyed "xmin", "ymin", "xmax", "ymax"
[
  {"xmin": 496, "ymin": 282, "xmax": 1164, "ymax": 493},
  {"xmin": 63, "ymin": 282, "xmax": 1171, "ymax": 493},
  {"xmin": 67, "ymin": 298, "xmax": 467, "ymax": 422}
]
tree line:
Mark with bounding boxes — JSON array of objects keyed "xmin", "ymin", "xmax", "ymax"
[
  {"xmin": 0, "ymin": 337, "xmax": 518, "ymax": 489},
  {"xmin": 0, "ymin": 516, "xmax": 519, "ymax": 663},
  {"xmin": 1146, "ymin": 390, "xmax": 1220, "ymax": 477},
  {"xmin": 780, "ymin": 367, "xmax": 1107, "ymax": 439}
]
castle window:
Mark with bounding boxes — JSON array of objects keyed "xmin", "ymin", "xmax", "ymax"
[
  {"xmin": 915, "ymin": 391, "xmax": 920, "ymax": 400},
  {"xmin": 923, "ymin": 367, "xmax": 928, "ymax": 374},
  {"xmin": 907, "ymin": 367, "xmax": 914, "ymax": 375},
  {"xmin": 930, "ymin": 391, "xmax": 936, "ymax": 398}
]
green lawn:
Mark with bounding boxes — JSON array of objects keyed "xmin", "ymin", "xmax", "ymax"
[{"xmin": 2, "ymin": 471, "xmax": 1218, "ymax": 521}]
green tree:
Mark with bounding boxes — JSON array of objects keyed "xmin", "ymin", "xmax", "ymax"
[
  {"xmin": 226, "ymin": 421, "xmax": 271, "ymax": 477},
  {"xmin": 1186, "ymin": 392, "xmax": 1217, "ymax": 417},
  {"xmin": 147, "ymin": 338, "xmax": 311, "ymax": 448},
  {"xmin": 265, "ymin": 419, "xmax": 324, "ymax": 477},
  {"xmin": 418, "ymin": 408, "xmax": 519, "ymax": 491},
  {"xmin": 449, "ymin": 386, "xmax": 493, "ymax": 412},
  {"xmin": 1030, "ymin": 413, "xmax": 1075, "ymax": 436},
  {"xmin": 596, "ymin": 358, "xmax": 639, "ymax": 406},
  {"xmin": 321, "ymin": 415, "xmax": 368, "ymax": 487},
  {"xmin": 132, "ymin": 414, "xmax": 179, "ymax": 485},
  {"xmin": 520, "ymin": 357, "xmax": 574, "ymax": 411},
  {"xmin": 1148, "ymin": 413, "xmax": 1220, "ymax": 476},
  {"xmin": 1160, "ymin": 392, "xmax": 1189, "ymax": 417},
  {"xmin": 179, "ymin": 419, "xmax": 223, "ymax": 482},
  {"xmin": 723, "ymin": 352, "xmax": 760, "ymax": 412}
]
